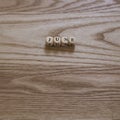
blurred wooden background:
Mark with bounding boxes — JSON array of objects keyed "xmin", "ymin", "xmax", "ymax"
[{"xmin": 0, "ymin": 0, "xmax": 120, "ymax": 120}]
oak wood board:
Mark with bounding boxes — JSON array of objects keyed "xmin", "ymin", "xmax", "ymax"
[{"xmin": 0, "ymin": 0, "xmax": 120, "ymax": 120}]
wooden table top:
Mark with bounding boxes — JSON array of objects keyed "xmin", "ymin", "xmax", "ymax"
[{"xmin": 0, "ymin": 0, "xmax": 120, "ymax": 120}]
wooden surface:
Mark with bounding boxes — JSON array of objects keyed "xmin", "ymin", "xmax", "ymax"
[{"xmin": 0, "ymin": 0, "xmax": 120, "ymax": 120}]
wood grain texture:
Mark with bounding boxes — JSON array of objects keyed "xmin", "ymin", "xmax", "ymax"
[{"xmin": 0, "ymin": 0, "xmax": 120, "ymax": 120}]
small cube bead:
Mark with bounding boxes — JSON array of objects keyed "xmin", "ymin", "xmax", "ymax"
[
  {"xmin": 46, "ymin": 37, "xmax": 54, "ymax": 46},
  {"xmin": 69, "ymin": 37, "xmax": 75, "ymax": 46},
  {"xmin": 61, "ymin": 37, "xmax": 69, "ymax": 47},
  {"xmin": 54, "ymin": 37, "xmax": 61, "ymax": 46}
]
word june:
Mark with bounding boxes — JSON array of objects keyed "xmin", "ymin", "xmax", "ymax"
[{"xmin": 46, "ymin": 37, "xmax": 75, "ymax": 47}]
